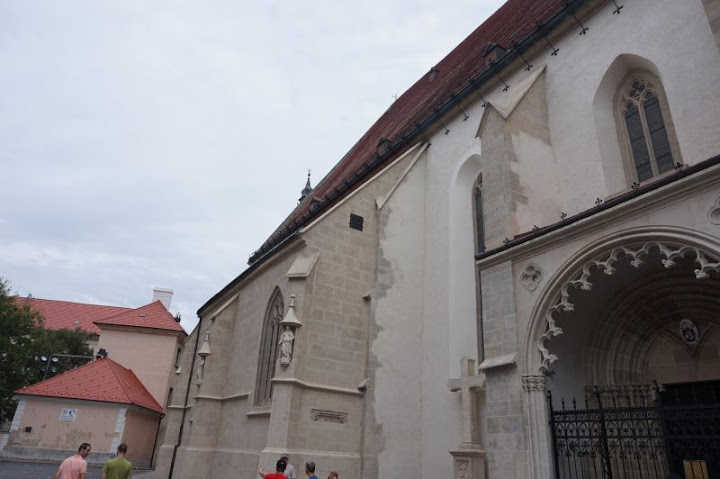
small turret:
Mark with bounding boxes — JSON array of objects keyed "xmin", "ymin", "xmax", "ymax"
[{"xmin": 299, "ymin": 170, "xmax": 313, "ymax": 203}]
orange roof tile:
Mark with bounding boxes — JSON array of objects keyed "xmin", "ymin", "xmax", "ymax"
[
  {"xmin": 94, "ymin": 300, "xmax": 186, "ymax": 333},
  {"xmin": 15, "ymin": 358, "xmax": 164, "ymax": 414},
  {"xmin": 21, "ymin": 298, "xmax": 132, "ymax": 335}
]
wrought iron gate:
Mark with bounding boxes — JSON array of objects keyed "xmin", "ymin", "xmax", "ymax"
[{"xmin": 548, "ymin": 384, "xmax": 720, "ymax": 479}]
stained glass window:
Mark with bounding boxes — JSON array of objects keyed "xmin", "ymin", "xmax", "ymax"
[{"xmin": 617, "ymin": 74, "xmax": 680, "ymax": 183}]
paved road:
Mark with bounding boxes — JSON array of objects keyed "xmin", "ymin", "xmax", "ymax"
[{"xmin": 0, "ymin": 460, "xmax": 154, "ymax": 478}]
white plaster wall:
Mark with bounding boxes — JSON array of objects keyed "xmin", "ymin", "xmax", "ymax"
[
  {"xmin": 420, "ymin": 104, "xmax": 490, "ymax": 479},
  {"xmin": 540, "ymin": 0, "xmax": 720, "ymax": 217},
  {"xmin": 454, "ymin": 0, "xmax": 720, "ymax": 238},
  {"xmin": 376, "ymin": 2, "xmax": 720, "ymax": 478},
  {"xmin": 374, "ymin": 157, "xmax": 427, "ymax": 479},
  {"xmin": 448, "ymin": 142, "xmax": 484, "ymax": 370},
  {"xmin": 426, "ymin": 0, "xmax": 720, "ymax": 379}
]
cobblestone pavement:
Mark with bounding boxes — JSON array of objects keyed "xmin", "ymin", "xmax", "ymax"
[{"xmin": 0, "ymin": 460, "xmax": 154, "ymax": 478}]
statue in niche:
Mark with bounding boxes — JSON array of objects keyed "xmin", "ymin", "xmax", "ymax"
[
  {"xmin": 196, "ymin": 331, "xmax": 211, "ymax": 384},
  {"xmin": 196, "ymin": 357, "xmax": 205, "ymax": 383},
  {"xmin": 279, "ymin": 326, "xmax": 295, "ymax": 366}
]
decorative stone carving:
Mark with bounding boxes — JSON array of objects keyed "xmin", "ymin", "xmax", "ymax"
[
  {"xmin": 278, "ymin": 328, "xmax": 294, "ymax": 366},
  {"xmin": 708, "ymin": 196, "xmax": 720, "ymax": 225},
  {"xmin": 456, "ymin": 459, "xmax": 470, "ymax": 479},
  {"xmin": 679, "ymin": 319, "xmax": 700, "ymax": 347},
  {"xmin": 450, "ymin": 450, "xmax": 485, "ymax": 479},
  {"xmin": 196, "ymin": 331, "xmax": 211, "ymax": 385},
  {"xmin": 538, "ymin": 241, "xmax": 720, "ymax": 373},
  {"xmin": 278, "ymin": 295, "xmax": 301, "ymax": 368},
  {"xmin": 196, "ymin": 359, "xmax": 204, "ymax": 383},
  {"xmin": 521, "ymin": 375, "xmax": 546, "ymax": 392},
  {"xmin": 520, "ymin": 263, "xmax": 543, "ymax": 291},
  {"xmin": 310, "ymin": 409, "xmax": 348, "ymax": 424}
]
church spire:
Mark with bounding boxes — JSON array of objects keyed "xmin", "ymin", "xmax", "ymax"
[{"xmin": 299, "ymin": 169, "xmax": 313, "ymax": 203}]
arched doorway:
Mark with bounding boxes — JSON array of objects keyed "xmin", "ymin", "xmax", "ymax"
[{"xmin": 525, "ymin": 229, "xmax": 720, "ymax": 479}]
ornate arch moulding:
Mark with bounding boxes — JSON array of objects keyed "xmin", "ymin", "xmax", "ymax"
[{"xmin": 537, "ymin": 241, "xmax": 720, "ymax": 374}]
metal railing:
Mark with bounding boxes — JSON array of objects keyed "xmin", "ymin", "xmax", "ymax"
[{"xmin": 548, "ymin": 384, "xmax": 720, "ymax": 479}]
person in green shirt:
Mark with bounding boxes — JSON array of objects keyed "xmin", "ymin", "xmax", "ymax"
[{"xmin": 101, "ymin": 443, "xmax": 132, "ymax": 479}]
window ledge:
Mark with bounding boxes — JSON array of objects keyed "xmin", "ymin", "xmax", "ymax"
[{"xmin": 246, "ymin": 408, "xmax": 271, "ymax": 418}]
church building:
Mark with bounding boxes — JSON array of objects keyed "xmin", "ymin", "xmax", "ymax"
[{"xmin": 156, "ymin": 0, "xmax": 720, "ymax": 478}]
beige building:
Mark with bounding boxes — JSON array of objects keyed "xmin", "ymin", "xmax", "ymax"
[
  {"xmin": 2, "ymin": 289, "xmax": 186, "ymax": 466},
  {"xmin": 157, "ymin": 0, "xmax": 720, "ymax": 478},
  {"xmin": 7, "ymin": 358, "xmax": 164, "ymax": 467}
]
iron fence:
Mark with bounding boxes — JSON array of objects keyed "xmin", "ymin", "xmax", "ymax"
[{"xmin": 548, "ymin": 384, "xmax": 720, "ymax": 479}]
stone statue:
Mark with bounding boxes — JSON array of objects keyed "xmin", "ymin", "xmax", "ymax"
[
  {"xmin": 196, "ymin": 357, "xmax": 205, "ymax": 383},
  {"xmin": 279, "ymin": 327, "xmax": 295, "ymax": 366}
]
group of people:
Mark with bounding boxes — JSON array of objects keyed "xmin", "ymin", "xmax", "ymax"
[
  {"xmin": 54, "ymin": 442, "xmax": 133, "ymax": 479},
  {"xmin": 56, "ymin": 443, "xmax": 333, "ymax": 479},
  {"xmin": 259, "ymin": 452, "xmax": 338, "ymax": 479}
]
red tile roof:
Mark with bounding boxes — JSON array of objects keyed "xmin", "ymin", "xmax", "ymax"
[
  {"xmin": 94, "ymin": 300, "xmax": 185, "ymax": 333},
  {"xmin": 15, "ymin": 358, "xmax": 164, "ymax": 414},
  {"xmin": 21, "ymin": 298, "xmax": 132, "ymax": 335},
  {"xmin": 249, "ymin": 0, "xmax": 569, "ymax": 263}
]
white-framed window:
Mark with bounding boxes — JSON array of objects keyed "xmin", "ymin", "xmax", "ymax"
[{"xmin": 615, "ymin": 71, "xmax": 682, "ymax": 184}]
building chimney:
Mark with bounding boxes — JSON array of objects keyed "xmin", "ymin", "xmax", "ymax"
[{"xmin": 152, "ymin": 288, "xmax": 173, "ymax": 309}]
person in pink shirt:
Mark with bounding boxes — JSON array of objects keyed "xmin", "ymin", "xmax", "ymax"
[{"xmin": 54, "ymin": 442, "xmax": 92, "ymax": 479}]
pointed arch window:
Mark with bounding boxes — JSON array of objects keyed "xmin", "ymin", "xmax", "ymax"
[
  {"xmin": 473, "ymin": 174, "xmax": 486, "ymax": 254},
  {"xmin": 615, "ymin": 72, "xmax": 681, "ymax": 184},
  {"xmin": 254, "ymin": 288, "xmax": 284, "ymax": 406}
]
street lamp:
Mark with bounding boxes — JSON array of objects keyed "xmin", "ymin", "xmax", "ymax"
[
  {"xmin": 39, "ymin": 355, "xmax": 59, "ymax": 380},
  {"xmin": 38, "ymin": 353, "xmax": 95, "ymax": 381}
]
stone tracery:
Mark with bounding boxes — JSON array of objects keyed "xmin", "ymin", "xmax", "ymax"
[
  {"xmin": 538, "ymin": 241, "xmax": 720, "ymax": 373},
  {"xmin": 520, "ymin": 263, "xmax": 543, "ymax": 291},
  {"xmin": 709, "ymin": 195, "xmax": 720, "ymax": 225}
]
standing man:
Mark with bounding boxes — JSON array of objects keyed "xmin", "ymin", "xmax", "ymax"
[
  {"xmin": 101, "ymin": 443, "xmax": 132, "ymax": 479},
  {"xmin": 280, "ymin": 452, "xmax": 296, "ymax": 479},
  {"xmin": 54, "ymin": 442, "xmax": 91, "ymax": 479},
  {"xmin": 305, "ymin": 461, "xmax": 318, "ymax": 479}
]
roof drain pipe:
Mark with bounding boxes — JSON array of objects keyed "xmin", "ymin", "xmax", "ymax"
[{"xmin": 168, "ymin": 315, "xmax": 203, "ymax": 479}]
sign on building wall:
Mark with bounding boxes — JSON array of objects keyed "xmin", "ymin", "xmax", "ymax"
[{"xmin": 59, "ymin": 408, "xmax": 77, "ymax": 422}]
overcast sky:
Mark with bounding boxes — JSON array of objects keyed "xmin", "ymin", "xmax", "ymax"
[{"xmin": 0, "ymin": 0, "xmax": 505, "ymax": 332}]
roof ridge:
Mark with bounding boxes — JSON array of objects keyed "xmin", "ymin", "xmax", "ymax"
[
  {"xmin": 96, "ymin": 301, "xmax": 153, "ymax": 323},
  {"xmin": 23, "ymin": 296, "xmax": 133, "ymax": 310},
  {"xmin": 15, "ymin": 357, "xmax": 100, "ymax": 393},
  {"xmin": 104, "ymin": 359, "xmax": 132, "ymax": 404},
  {"xmin": 106, "ymin": 359, "xmax": 164, "ymax": 412},
  {"xmin": 93, "ymin": 300, "xmax": 186, "ymax": 334}
]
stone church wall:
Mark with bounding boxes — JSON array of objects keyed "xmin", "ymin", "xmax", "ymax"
[{"xmin": 156, "ymin": 143, "xmax": 425, "ymax": 479}]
